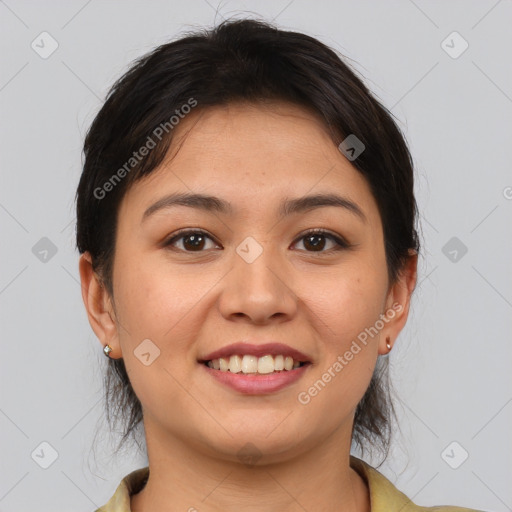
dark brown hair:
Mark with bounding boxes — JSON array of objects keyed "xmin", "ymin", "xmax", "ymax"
[{"xmin": 76, "ymin": 18, "xmax": 420, "ymax": 462}]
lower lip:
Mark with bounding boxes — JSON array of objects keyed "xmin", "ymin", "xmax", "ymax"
[{"xmin": 200, "ymin": 363, "xmax": 311, "ymax": 394}]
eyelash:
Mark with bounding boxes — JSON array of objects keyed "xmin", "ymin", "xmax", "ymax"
[{"xmin": 163, "ymin": 228, "xmax": 351, "ymax": 254}]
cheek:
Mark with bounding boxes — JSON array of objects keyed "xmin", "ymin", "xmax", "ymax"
[
  {"xmin": 306, "ymin": 264, "xmax": 387, "ymax": 346},
  {"xmin": 111, "ymin": 259, "xmax": 204, "ymax": 416},
  {"xmin": 294, "ymin": 270, "xmax": 382, "ymax": 427},
  {"xmin": 297, "ymin": 261, "xmax": 385, "ymax": 399},
  {"xmin": 113, "ymin": 253, "xmax": 207, "ymax": 342}
]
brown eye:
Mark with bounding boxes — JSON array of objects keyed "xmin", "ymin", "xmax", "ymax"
[
  {"xmin": 181, "ymin": 233, "xmax": 207, "ymax": 251},
  {"xmin": 302, "ymin": 233, "xmax": 327, "ymax": 251},
  {"xmin": 292, "ymin": 229, "xmax": 349, "ymax": 253},
  {"xmin": 164, "ymin": 230, "xmax": 219, "ymax": 252}
]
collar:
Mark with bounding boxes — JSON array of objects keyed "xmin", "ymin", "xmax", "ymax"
[{"xmin": 95, "ymin": 456, "xmax": 445, "ymax": 511}]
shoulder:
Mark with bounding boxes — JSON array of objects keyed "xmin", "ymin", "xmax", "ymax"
[
  {"xmin": 94, "ymin": 466, "xmax": 149, "ymax": 512},
  {"xmin": 350, "ymin": 456, "xmax": 485, "ymax": 512}
]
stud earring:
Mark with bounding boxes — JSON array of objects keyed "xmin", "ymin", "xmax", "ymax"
[
  {"xmin": 103, "ymin": 344, "xmax": 113, "ymax": 357},
  {"xmin": 385, "ymin": 336, "xmax": 392, "ymax": 351}
]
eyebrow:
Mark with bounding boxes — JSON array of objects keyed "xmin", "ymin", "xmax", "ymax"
[{"xmin": 141, "ymin": 192, "xmax": 367, "ymax": 224}]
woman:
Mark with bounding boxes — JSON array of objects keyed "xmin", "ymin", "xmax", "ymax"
[{"xmin": 76, "ymin": 18, "xmax": 482, "ymax": 512}]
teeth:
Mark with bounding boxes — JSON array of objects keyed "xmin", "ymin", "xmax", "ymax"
[
  {"xmin": 241, "ymin": 355, "xmax": 258, "ymax": 373},
  {"xmin": 229, "ymin": 355, "xmax": 242, "ymax": 373},
  {"xmin": 257, "ymin": 355, "xmax": 274, "ymax": 374},
  {"xmin": 206, "ymin": 354, "xmax": 304, "ymax": 374}
]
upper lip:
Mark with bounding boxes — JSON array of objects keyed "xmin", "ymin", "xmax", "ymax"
[{"xmin": 199, "ymin": 342, "xmax": 311, "ymax": 363}]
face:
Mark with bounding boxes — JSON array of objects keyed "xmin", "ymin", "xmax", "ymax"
[{"xmin": 81, "ymin": 102, "xmax": 416, "ymax": 464}]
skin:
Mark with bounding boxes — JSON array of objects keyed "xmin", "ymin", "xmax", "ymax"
[{"xmin": 80, "ymin": 102, "xmax": 417, "ymax": 512}]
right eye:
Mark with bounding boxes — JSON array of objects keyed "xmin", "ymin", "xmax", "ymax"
[{"xmin": 163, "ymin": 229, "xmax": 221, "ymax": 252}]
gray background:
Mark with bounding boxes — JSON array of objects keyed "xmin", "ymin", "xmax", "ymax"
[{"xmin": 1, "ymin": 1, "xmax": 511, "ymax": 511}]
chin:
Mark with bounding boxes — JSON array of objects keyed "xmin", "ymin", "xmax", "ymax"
[{"xmin": 197, "ymin": 425, "xmax": 309, "ymax": 465}]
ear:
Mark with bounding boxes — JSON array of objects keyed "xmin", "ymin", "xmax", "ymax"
[
  {"xmin": 378, "ymin": 250, "xmax": 418, "ymax": 355},
  {"xmin": 78, "ymin": 252, "xmax": 121, "ymax": 358}
]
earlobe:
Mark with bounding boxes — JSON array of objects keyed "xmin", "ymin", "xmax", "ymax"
[
  {"xmin": 378, "ymin": 250, "xmax": 418, "ymax": 355},
  {"xmin": 78, "ymin": 252, "xmax": 120, "ymax": 358}
]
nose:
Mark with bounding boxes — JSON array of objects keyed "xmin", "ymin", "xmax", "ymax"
[{"xmin": 217, "ymin": 244, "xmax": 298, "ymax": 325}]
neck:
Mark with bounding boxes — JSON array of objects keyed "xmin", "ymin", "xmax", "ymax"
[{"xmin": 130, "ymin": 421, "xmax": 370, "ymax": 512}]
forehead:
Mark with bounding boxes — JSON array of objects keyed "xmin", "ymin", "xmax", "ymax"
[
  {"xmin": 164, "ymin": 101, "xmax": 338, "ymax": 171},
  {"xmin": 119, "ymin": 102, "xmax": 380, "ymax": 226}
]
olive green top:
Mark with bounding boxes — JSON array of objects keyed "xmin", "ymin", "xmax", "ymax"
[{"xmin": 95, "ymin": 456, "xmax": 483, "ymax": 511}]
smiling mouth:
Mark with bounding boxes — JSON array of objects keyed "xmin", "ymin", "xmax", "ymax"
[{"xmin": 201, "ymin": 354, "xmax": 310, "ymax": 374}]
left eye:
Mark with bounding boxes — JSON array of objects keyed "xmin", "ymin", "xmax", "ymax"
[
  {"xmin": 291, "ymin": 229, "xmax": 349, "ymax": 252},
  {"xmin": 164, "ymin": 229, "xmax": 349, "ymax": 253}
]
